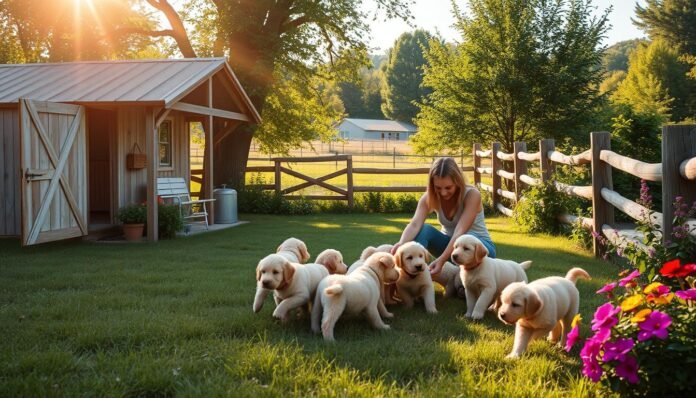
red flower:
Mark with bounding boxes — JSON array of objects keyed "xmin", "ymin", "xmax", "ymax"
[{"xmin": 660, "ymin": 259, "xmax": 696, "ymax": 278}]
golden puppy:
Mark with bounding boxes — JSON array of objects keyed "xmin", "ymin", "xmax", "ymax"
[
  {"xmin": 431, "ymin": 261, "xmax": 465, "ymax": 298},
  {"xmin": 451, "ymin": 235, "xmax": 532, "ymax": 320},
  {"xmin": 347, "ymin": 244, "xmax": 394, "ymax": 274},
  {"xmin": 315, "ymin": 249, "xmax": 348, "ymax": 274},
  {"xmin": 276, "ymin": 237, "xmax": 310, "ymax": 264},
  {"xmin": 252, "ymin": 254, "xmax": 328, "ymax": 322},
  {"xmin": 311, "ymin": 252, "xmax": 400, "ymax": 341},
  {"xmin": 498, "ymin": 267, "xmax": 591, "ymax": 359},
  {"xmin": 394, "ymin": 242, "xmax": 437, "ymax": 313}
]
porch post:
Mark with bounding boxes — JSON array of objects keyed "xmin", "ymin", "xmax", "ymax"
[
  {"xmin": 206, "ymin": 78, "xmax": 215, "ymax": 224},
  {"xmin": 146, "ymin": 108, "xmax": 159, "ymax": 241}
]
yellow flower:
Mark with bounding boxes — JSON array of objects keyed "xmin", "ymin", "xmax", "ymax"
[
  {"xmin": 631, "ymin": 308, "xmax": 652, "ymax": 323},
  {"xmin": 647, "ymin": 293, "xmax": 674, "ymax": 305},
  {"xmin": 620, "ymin": 294, "xmax": 644, "ymax": 312},
  {"xmin": 644, "ymin": 282, "xmax": 663, "ymax": 294},
  {"xmin": 571, "ymin": 314, "xmax": 582, "ymax": 328}
]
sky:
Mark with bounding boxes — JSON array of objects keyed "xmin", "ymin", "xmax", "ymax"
[{"xmin": 365, "ymin": 0, "xmax": 647, "ymax": 53}]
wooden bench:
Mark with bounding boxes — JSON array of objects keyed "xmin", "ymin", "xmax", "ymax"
[{"xmin": 157, "ymin": 177, "xmax": 215, "ymax": 230}]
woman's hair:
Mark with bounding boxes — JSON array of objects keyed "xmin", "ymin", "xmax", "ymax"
[{"xmin": 426, "ymin": 157, "xmax": 467, "ymax": 211}]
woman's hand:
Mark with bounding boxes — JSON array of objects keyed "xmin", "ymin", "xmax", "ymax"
[
  {"xmin": 429, "ymin": 257, "xmax": 446, "ymax": 275},
  {"xmin": 390, "ymin": 242, "xmax": 402, "ymax": 255}
]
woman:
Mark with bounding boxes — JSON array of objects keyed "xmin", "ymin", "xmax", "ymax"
[{"xmin": 392, "ymin": 157, "xmax": 496, "ymax": 275}]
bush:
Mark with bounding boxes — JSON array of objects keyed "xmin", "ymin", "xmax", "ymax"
[
  {"xmin": 512, "ymin": 181, "xmax": 570, "ymax": 234},
  {"xmin": 569, "ymin": 208, "xmax": 593, "ymax": 250},
  {"xmin": 158, "ymin": 203, "xmax": 183, "ymax": 239},
  {"xmin": 117, "ymin": 204, "xmax": 146, "ymax": 224}
]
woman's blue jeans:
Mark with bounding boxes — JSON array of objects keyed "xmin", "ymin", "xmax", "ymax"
[{"xmin": 413, "ymin": 224, "xmax": 497, "ymax": 259}]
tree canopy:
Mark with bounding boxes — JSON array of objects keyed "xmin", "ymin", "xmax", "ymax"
[{"xmin": 413, "ymin": 0, "xmax": 609, "ymax": 153}]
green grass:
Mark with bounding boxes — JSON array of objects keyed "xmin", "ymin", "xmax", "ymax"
[{"xmin": 0, "ymin": 214, "xmax": 617, "ymax": 397}]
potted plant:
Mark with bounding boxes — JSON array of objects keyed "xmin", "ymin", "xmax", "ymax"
[{"xmin": 117, "ymin": 204, "xmax": 146, "ymax": 241}]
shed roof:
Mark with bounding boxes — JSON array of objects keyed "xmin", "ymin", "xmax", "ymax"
[
  {"xmin": 342, "ymin": 118, "xmax": 417, "ymax": 133},
  {"xmin": 0, "ymin": 58, "xmax": 260, "ymax": 122}
]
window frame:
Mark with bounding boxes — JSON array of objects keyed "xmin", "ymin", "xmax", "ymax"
[{"xmin": 158, "ymin": 120, "xmax": 173, "ymax": 170}]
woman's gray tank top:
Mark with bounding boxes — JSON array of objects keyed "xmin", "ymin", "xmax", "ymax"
[{"xmin": 435, "ymin": 186, "xmax": 491, "ymax": 240}]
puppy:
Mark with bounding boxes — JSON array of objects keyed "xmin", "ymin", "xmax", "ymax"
[
  {"xmin": 276, "ymin": 237, "xmax": 310, "ymax": 264},
  {"xmin": 315, "ymin": 249, "xmax": 348, "ymax": 274},
  {"xmin": 431, "ymin": 261, "xmax": 465, "ymax": 298},
  {"xmin": 451, "ymin": 235, "xmax": 532, "ymax": 320},
  {"xmin": 347, "ymin": 244, "xmax": 394, "ymax": 274},
  {"xmin": 311, "ymin": 252, "xmax": 400, "ymax": 341},
  {"xmin": 394, "ymin": 242, "xmax": 437, "ymax": 313},
  {"xmin": 252, "ymin": 254, "xmax": 328, "ymax": 322},
  {"xmin": 498, "ymin": 268, "xmax": 591, "ymax": 359}
]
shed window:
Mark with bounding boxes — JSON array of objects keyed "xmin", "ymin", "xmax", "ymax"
[{"xmin": 159, "ymin": 121, "xmax": 172, "ymax": 167}]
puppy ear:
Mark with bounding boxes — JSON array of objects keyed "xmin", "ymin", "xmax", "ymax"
[
  {"xmin": 326, "ymin": 256, "xmax": 337, "ymax": 273},
  {"xmin": 474, "ymin": 242, "xmax": 488, "ymax": 265},
  {"xmin": 361, "ymin": 246, "xmax": 376, "ymax": 260},
  {"xmin": 379, "ymin": 253, "xmax": 394, "ymax": 269},
  {"xmin": 394, "ymin": 248, "xmax": 402, "ymax": 269},
  {"xmin": 525, "ymin": 291, "xmax": 543, "ymax": 317},
  {"xmin": 276, "ymin": 244, "xmax": 282, "ymax": 253},
  {"xmin": 299, "ymin": 242, "xmax": 310, "ymax": 262},
  {"xmin": 282, "ymin": 261, "xmax": 295, "ymax": 285},
  {"xmin": 256, "ymin": 265, "xmax": 262, "ymax": 282}
]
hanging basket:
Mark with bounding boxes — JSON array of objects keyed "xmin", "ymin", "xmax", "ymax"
[{"xmin": 127, "ymin": 142, "xmax": 146, "ymax": 170}]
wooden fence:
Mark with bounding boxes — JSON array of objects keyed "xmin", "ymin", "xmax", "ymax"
[
  {"xmin": 244, "ymin": 154, "xmax": 474, "ymax": 207},
  {"xmin": 473, "ymin": 125, "xmax": 696, "ymax": 257}
]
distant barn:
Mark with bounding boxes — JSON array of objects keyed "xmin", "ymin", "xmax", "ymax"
[
  {"xmin": 337, "ymin": 118, "xmax": 417, "ymax": 141},
  {"xmin": 0, "ymin": 58, "xmax": 260, "ymax": 245}
]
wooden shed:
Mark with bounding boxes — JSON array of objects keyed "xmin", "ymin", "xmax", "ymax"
[{"xmin": 0, "ymin": 58, "xmax": 261, "ymax": 245}]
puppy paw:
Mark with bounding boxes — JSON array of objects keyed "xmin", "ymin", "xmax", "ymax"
[
  {"xmin": 380, "ymin": 324, "xmax": 391, "ymax": 331},
  {"xmin": 272, "ymin": 310, "xmax": 288, "ymax": 322},
  {"xmin": 464, "ymin": 312, "xmax": 473, "ymax": 318},
  {"xmin": 382, "ymin": 311, "xmax": 394, "ymax": 319},
  {"xmin": 471, "ymin": 312, "xmax": 484, "ymax": 320},
  {"xmin": 427, "ymin": 309, "xmax": 438, "ymax": 315},
  {"xmin": 505, "ymin": 353, "xmax": 521, "ymax": 360}
]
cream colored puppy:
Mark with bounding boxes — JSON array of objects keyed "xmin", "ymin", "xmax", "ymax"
[
  {"xmin": 394, "ymin": 242, "xmax": 437, "ymax": 313},
  {"xmin": 451, "ymin": 235, "xmax": 532, "ymax": 320},
  {"xmin": 252, "ymin": 254, "xmax": 328, "ymax": 322},
  {"xmin": 347, "ymin": 244, "xmax": 394, "ymax": 274},
  {"xmin": 315, "ymin": 249, "xmax": 348, "ymax": 274},
  {"xmin": 276, "ymin": 237, "xmax": 310, "ymax": 264},
  {"xmin": 431, "ymin": 261, "xmax": 465, "ymax": 298},
  {"xmin": 311, "ymin": 252, "xmax": 400, "ymax": 341},
  {"xmin": 498, "ymin": 267, "xmax": 591, "ymax": 359}
]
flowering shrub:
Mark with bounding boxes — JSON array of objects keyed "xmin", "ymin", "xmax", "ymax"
[{"xmin": 571, "ymin": 182, "xmax": 696, "ymax": 395}]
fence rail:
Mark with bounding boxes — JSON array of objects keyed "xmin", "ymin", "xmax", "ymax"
[{"xmin": 472, "ymin": 125, "xmax": 696, "ymax": 258}]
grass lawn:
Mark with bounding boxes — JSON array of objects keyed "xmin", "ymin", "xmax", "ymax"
[{"xmin": 0, "ymin": 214, "xmax": 617, "ymax": 397}]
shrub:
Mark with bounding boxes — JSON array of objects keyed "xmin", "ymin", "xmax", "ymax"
[
  {"xmin": 158, "ymin": 203, "xmax": 183, "ymax": 239},
  {"xmin": 117, "ymin": 204, "xmax": 146, "ymax": 224},
  {"xmin": 512, "ymin": 181, "xmax": 567, "ymax": 234},
  {"xmin": 569, "ymin": 208, "xmax": 593, "ymax": 250}
]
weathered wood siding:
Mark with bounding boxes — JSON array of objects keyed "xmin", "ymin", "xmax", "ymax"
[
  {"xmin": 0, "ymin": 107, "xmax": 20, "ymax": 236},
  {"xmin": 115, "ymin": 108, "xmax": 190, "ymax": 214}
]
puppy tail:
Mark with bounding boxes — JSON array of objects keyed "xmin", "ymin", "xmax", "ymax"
[
  {"xmin": 565, "ymin": 267, "xmax": 591, "ymax": 284},
  {"xmin": 519, "ymin": 260, "xmax": 533, "ymax": 270},
  {"xmin": 324, "ymin": 284, "xmax": 344, "ymax": 296}
]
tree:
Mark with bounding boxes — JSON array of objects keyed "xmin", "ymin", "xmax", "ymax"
[
  {"xmin": 611, "ymin": 39, "xmax": 693, "ymax": 121},
  {"xmin": 381, "ymin": 30, "xmax": 434, "ymax": 123},
  {"xmin": 338, "ymin": 56, "xmax": 387, "ymax": 119},
  {"xmin": 602, "ymin": 39, "xmax": 643, "ymax": 72},
  {"xmin": 634, "ymin": 0, "xmax": 696, "ymax": 55},
  {"xmin": 123, "ymin": 0, "xmax": 412, "ymax": 188},
  {"xmin": 413, "ymin": 0, "xmax": 609, "ymax": 153}
]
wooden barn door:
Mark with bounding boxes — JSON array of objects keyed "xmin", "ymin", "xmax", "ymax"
[{"xmin": 19, "ymin": 99, "xmax": 88, "ymax": 246}]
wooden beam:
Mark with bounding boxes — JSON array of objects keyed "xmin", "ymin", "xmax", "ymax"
[
  {"xmin": 206, "ymin": 78, "xmax": 215, "ymax": 224},
  {"xmin": 591, "ymin": 132, "xmax": 613, "ymax": 257},
  {"xmin": 170, "ymin": 101, "xmax": 250, "ymax": 122},
  {"xmin": 539, "ymin": 139, "xmax": 555, "ymax": 183},
  {"xmin": 662, "ymin": 125, "xmax": 696, "ymax": 242},
  {"xmin": 514, "ymin": 142, "xmax": 528, "ymax": 200},
  {"xmin": 146, "ymin": 108, "xmax": 158, "ymax": 241},
  {"xmin": 473, "ymin": 143, "xmax": 482, "ymax": 187},
  {"xmin": 548, "ymin": 149, "xmax": 592, "ymax": 165},
  {"xmin": 600, "ymin": 150, "xmax": 662, "ymax": 182}
]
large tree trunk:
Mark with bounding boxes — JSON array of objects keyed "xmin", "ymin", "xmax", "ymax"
[{"xmin": 214, "ymin": 125, "xmax": 255, "ymax": 189}]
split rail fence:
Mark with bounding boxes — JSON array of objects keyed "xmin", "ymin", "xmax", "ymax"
[{"xmin": 473, "ymin": 125, "xmax": 696, "ymax": 257}]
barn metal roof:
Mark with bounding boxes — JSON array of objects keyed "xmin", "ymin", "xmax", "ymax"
[
  {"xmin": 0, "ymin": 58, "xmax": 260, "ymax": 122},
  {"xmin": 342, "ymin": 118, "xmax": 417, "ymax": 133}
]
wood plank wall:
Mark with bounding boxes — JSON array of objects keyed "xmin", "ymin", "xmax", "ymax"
[{"xmin": 0, "ymin": 108, "xmax": 20, "ymax": 236}]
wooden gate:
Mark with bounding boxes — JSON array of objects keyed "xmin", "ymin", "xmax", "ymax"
[{"xmin": 19, "ymin": 99, "xmax": 88, "ymax": 246}]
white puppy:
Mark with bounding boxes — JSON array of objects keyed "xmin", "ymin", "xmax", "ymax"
[
  {"xmin": 311, "ymin": 252, "xmax": 400, "ymax": 341},
  {"xmin": 394, "ymin": 242, "xmax": 437, "ymax": 313},
  {"xmin": 347, "ymin": 244, "xmax": 394, "ymax": 274},
  {"xmin": 451, "ymin": 235, "xmax": 532, "ymax": 320},
  {"xmin": 315, "ymin": 249, "xmax": 348, "ymax": 274},
  {"xmin": 276, "ymin": 237, "xmax": 310, "ymax": 264},
  {"xmin": 498, "ymin": 267, "xmax": 591, "ymax": 359},
  {"xmin": 431, "ymin": 261, "xmax": 465, "ymax": 299},
  {"xmin": 252, "ymin": 254, "xmax": 328, "ymax": 322}
]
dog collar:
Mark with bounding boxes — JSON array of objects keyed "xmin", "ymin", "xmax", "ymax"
[
  {"xmin": 402, "ymin": 268, "xmax": 419, "ymax": 279},
  {"xmin": 365, "ymin": 266, "xmax": 383, "ymax": 284}
]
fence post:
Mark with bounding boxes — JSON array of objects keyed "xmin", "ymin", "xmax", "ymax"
[
  {"xmin": 514, "ymin": 142, "xmax": 527, "ymax": 201},
  {"xmin": 539, "ymin": 139, "xmax": 555, "ymax": 183},
  {"xmin": 591, "ymin": 131, "xmax": 614, "ymax": 258},
  {"xmin": 473, "ymin": 143, "xmax": 481, "ymax": 187},
  {"xmin": 274, "ymin": 159, "xmax": 281, "ymax": 195},
  {"xmin": 661, "ymin": 125, "xmax": 696, "ymax": 243},
  {"xmin": 492, "ymin": 142, "xmax": 502, "ymax": 213},
  {"xmin": 347, "ymin": 155, "xmax": 354, "ymax": 208}
]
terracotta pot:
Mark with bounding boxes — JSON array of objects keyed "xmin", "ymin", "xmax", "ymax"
[{"xmin": 122, "ymin": 223, "xmax": 145, "ymax": 241}]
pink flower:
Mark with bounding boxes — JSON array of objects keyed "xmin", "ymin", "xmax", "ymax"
[
  {"xmin": 565, "ymin": 325, "xmax": 581, "ymax": 352},
  {"xmin": 591, "ymin": 302, "xmax": 620, "ymax": 332},
  {"xmin": 593, "ymin": 327, "xmax": 613, "ymax": 343},
  {"xmin": 596, "ymin": 282, "xmax": 617, "ymax": 295},
  {"xmin": 582, "ymin": 358, "xmax": 603, "ymax": 382},
  {"xmin": 637, "ymin": 311, "xmax": 672, "ymax": 342},
  {"xmin": 603, "ymin": 338, "xmax": 635, "ymax": 362},
  {"xmin": 614, "ymin": 355, "xmax": 640, "ymax": 384},
  {"xmin": 619, "ymin": 269, "xmax": 641, "ymax": 287},
  {"xmin": 675, "ymin": 289, "xmax": 696, "ymax": 300}
]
